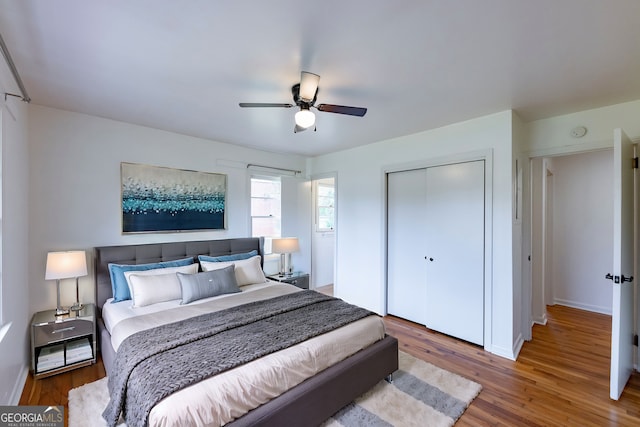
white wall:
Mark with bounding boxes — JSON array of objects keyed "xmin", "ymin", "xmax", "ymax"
[
  {"xmin": 281, "ymin": 175, "xmax": 312, "ymax": 277},
  {"xmin": 0, "ymin": 95, "xmax": 30, "ymax": 404},
  {"xmin": 513, "ymin": 112, "xmax": 529, "ymax": 346},
  {"xmin": 549, "ymin": 150, "xmax": 613, "ymax": 313},
  {"xmin": 310, "ymin": 111, "xmax": 517, "ymax": 359},
  {"xmin": 527, "ymin": 100, "xmax": 640, "ymax": 156},
  {"xmin": 28, "ymin": 105, "xmax": 309, "ymax": 314}
]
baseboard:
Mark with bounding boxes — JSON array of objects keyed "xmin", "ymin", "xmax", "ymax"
[
  {"xmin": 512, "ymin": 332, "xmax": 525, "ymax": 360},
  {"xmin": 488, "ymin": 343, "xmax": 517, "ymax": 361},
  {"xmin": 553, "ymin": 299, "xmax": 611, "ymax": 315},
  {"xmin": 8, "ymin": 364, "xmax": 28, "ymax": 405},
  {"xmin": 532, "ymin": 312, "xmax": 548, "ymax": 326}
]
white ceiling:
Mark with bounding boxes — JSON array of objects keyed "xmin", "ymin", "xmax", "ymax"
[{"xmin": 1, "ymin": 0, "xmax": 639, "ymax": 157}]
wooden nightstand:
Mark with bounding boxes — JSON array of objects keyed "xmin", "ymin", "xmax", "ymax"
[
  {"xmin": 30, "ymin": 303, "xmax": 96, "ymax": 379},
  {"xmin": 268, "ymin": 272, "xmax": 310, "ymax": 289}
]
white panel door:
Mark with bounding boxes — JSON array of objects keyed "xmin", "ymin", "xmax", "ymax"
[
  {"xmin": 387, "ymin": 169, "xmax": 428, "ymax": 324},
  {"xmin": 424, "ymin": 160, "xmax": 485, "ymax": 345},
  {"xmin": 610, "ymin": 128, "xmax": 634, "ymax": 400}
]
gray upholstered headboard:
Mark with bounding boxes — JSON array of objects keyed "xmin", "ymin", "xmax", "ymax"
[{"xmin": 94, "ymin": 237, "xmax": 264, "ymax": 313}]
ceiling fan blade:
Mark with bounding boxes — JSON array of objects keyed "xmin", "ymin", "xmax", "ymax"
[
  {"xmin": 299, "ymin": 71, "xmax": 320, "ymax": 102},
  {"xmin": 317, "ymin": 104, "xmax": 367, "ymax": 117},
  {"xmin": 239, "ymin": 103, "xmax": 294, "ymax": 108}
]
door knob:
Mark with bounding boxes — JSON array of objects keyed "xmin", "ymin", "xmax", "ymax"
[{"xmin": 605, "ymin": 273, "xmax": 634, "ymax": 284}]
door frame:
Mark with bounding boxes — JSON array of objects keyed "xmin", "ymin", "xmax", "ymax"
[
  {"xmin": 382, "ymin": 149, "xmax": 493, "ymax": 350},
  {"xmin": 310, "ymin": 172, "xmax": 338, "ymax": 292}
]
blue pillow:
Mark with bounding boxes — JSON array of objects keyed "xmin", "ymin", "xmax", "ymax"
[
  {"xmin": 197, "ymin": 250, "xmax": 258, "ymax": 263},
  {"xmin": 108, "ymin": 257, "xmax": 194, "ymax": 303}
]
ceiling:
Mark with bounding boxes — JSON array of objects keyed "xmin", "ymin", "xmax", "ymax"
[{"xmin": 1, "ymin": 1, "xmax": 639, "ymax": 157}]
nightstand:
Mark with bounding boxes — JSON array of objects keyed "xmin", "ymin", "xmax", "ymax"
[
  {"xmin": 268, "ymin": 272, "xmax": 310, "ymax": 289},
  {"xmin": 30, "ymin": 303, "xmax": 96, "ymax": 379}
]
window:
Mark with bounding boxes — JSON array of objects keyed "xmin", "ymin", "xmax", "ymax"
[
  {"xmin": 316, "ymin": 181, "xmax": 335, "ymax": 232},
  {"xmin": 251, "ymin": 176, "xmax": 281, "ymax": 252}
]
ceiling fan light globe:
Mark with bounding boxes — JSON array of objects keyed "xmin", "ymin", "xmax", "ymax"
[{"xmin": 295, "ymin": 109, "xmax": 315, "ymax": 128}]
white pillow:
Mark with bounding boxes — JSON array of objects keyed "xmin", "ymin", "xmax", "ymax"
[
  {"xmin": 124, "ymin": 263, "xmax": 199, "ymax": 307},
  {"xmin": 200, "ymin": 255, "xmax": 267, "ymax": 286}
]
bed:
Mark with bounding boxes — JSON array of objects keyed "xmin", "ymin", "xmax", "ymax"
[{"xmin": 94, "ymin": 237, "xmax": 398, "ymax": 427}]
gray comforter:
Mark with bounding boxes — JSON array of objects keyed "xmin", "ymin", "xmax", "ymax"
[{"xmin": 102, "ymin": 290, "xmax": 375, "ymax": 427}]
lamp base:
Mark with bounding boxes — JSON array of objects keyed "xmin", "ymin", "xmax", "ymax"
[
  {"xmin": 278, "ymin": 253, "xmax": 287, "ymax": 277},
  {"xmin": 283, "ymin": 253, "xmax": 293, "ymax": 277},
  {"xmin": 54, "ymin": 279, "xmax": 69, "ymax": 317},
  {"xmin": 55, "ymin": 307, "xmax": 70, "ymax": 317}
]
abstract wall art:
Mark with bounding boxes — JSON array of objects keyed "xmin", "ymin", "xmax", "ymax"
[{"xmin": 121, "ymin": 162, "xmax": 227, "ymax": 233}]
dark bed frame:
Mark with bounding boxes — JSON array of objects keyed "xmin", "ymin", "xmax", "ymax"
[{"xmin": 94, "ymin": 237, "xmax": 398, "ymax": 427}]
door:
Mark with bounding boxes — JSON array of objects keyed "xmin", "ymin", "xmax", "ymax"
[
  {"xmin": 387, "ymin": 169, "xmax": 428, "ymax": 324},
  {"xmin": 424, "ymin": 160, "xmax": 485, "ymax": 345},
  {"xmin": 387, "ymin": 160, "xmax": 485, "ymax": 345},
  {"xmin": 610, "ymin": 128, "xmax": 635, "ymax": 400}
]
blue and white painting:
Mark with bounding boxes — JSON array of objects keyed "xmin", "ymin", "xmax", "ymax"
[{"xmin": 121, "ymin": 162, "xmax": 226, "ymax": 233}]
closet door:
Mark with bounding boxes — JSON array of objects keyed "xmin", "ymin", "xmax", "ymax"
[
  {"xmin": 387, "ymin": 169, "xmax": 428, "ymax": 324},
  {"xmin": 424, "ymin": 160, "xmax": 485, "ymax": 345}
]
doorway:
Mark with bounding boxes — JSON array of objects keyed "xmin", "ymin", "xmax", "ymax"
[
  {"xmin": 311, "ymin": 175, "xmax": 336, "ymax": 294},
  {"xmin": 531, "ymin": 149, "xmax": 614, "ymax": 322}
]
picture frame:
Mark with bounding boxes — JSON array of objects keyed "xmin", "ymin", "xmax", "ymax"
[{"xmin": 121, "ymin": 162, "xmax": 227, "ymax": 233}]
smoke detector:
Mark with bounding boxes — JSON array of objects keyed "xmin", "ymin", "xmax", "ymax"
[{"xmin": 570, "ymin": 126, "xmax": 587, "ymax": 138}]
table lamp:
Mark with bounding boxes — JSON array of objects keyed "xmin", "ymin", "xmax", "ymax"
[
  {"xmin": 45, "ymin": 250, "xmax": 88, "ymax": 316},
  {"xmin": 272, "ymin": 237, "xmax": 299, "ymax": 277}
]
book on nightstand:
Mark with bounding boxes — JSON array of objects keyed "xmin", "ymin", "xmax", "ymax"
[
  {"xmin": 65, "ymin": 338, "xmax": 93, "ymax": 364},
  {"xmin": 37, "ymin": 344, "xmax": 65, "ymax": 372}
]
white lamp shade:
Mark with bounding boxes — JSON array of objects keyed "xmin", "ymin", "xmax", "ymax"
[
  {"xmin": 272, "ymin": 238, "xmax": 300, "ymax": 254},
  {"xmin": 45, "ymin": 251, "xmax": 88, "ymax": 280},
  {"xmin": 295, "ymin": 109, "xmax": 315, "ymax": 128}
]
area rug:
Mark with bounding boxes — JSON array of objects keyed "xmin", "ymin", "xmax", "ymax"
[{"xmin": 69, "ymin": 351, "xmax": 481, "ymax": 427}]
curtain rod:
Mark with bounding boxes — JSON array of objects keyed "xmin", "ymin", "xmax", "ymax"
[
  {"xmin": 246, "ymin": 163, "xmax": 301, "ymax": 175},
  {"xmin": 0, "ymin": 32, "xmax": 30, "ymax": 103}
]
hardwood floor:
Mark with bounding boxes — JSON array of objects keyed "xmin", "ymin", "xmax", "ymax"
[
  {"xmin": 315, "ymin": 283, "xmax": 333, "ymax": 295},
  {"xmin": 19, "ymin": 357, "xmax": 105, "ymax": 426},
  {"xmin": 19, "ymin": 304, "xmax": 640, "ymax": 426},
  {"xmin": 384, "ymin": 305, "xmax": 640, "ymax": 426}
]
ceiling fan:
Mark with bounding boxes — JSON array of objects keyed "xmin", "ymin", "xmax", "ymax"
[{"xmin": 239, "ymin": 71, "xmax": 367, "ymax": 133}]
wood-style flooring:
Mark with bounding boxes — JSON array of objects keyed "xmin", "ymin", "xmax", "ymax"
[
  {"xmin": 19, "ymin": 304, "xmax": 640, "ymax": 426},
  {"xmin": 385, "ymin": 305, "xmax": 640, "ymax": 426}
]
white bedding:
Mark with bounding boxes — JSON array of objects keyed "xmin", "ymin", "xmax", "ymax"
[
  {"xmin": 102, "ymin": 280, "xmax": 278, "ymax": 338},
  {"xmin": 102, "ymin": 281, "xmax": 385, "ymax": 426}
]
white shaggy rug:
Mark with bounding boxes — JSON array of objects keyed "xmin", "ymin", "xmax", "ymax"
[{"xmin": 69, "ymin": 351, "xmax": 481, "ymax": 427}]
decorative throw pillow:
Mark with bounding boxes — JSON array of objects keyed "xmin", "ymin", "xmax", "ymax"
[
  {"xmin": 124, "ymin": 263, "xmax": 199, "ymax": 307},
  {"xmin": 108, "ymin": 257, "xmax": 194, "ymax": 303},
  {"xmin": 200, "ymin": 255, "xmax": 266, "ymax": 286},
  {"xmin": 178, "ymin": 265, "xmax": 241, "ymax": 304},
  {"xmin": 197, "ymin": 250, "xmax": 258, "ymax": 263}
]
